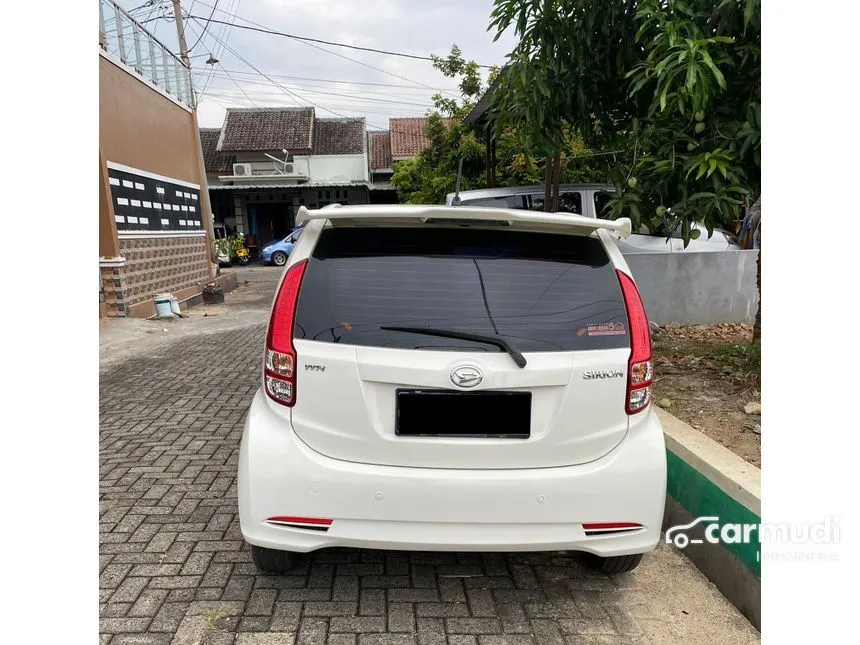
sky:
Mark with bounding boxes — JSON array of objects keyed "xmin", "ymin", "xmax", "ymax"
[{"xmin": 115, "ymin": 0, "xmax": 518, "ymax": 131}]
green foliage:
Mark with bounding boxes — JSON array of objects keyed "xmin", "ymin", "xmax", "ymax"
[
  {"xmin": 613, "ymin": 0, "xmax": 761, "ymax": 242},
  {"xmin": 392, "ymin": 45, "xmax": 493, "ymax": 204},
  {"xmin": 215, "ymin": 235, "xmax": 247, "ymax": 259},
  {"xmin": 391, "ymin": 42, "xmax": 637, "ymax": 206},
  {"xmin": 429, "ymin": 44, "xmax": 487, "ymax": 119},
  {"xmin": 489, "ymin": 0, "xmax": 761, "ymax": 241},
  {"xmin": 488, "ymin": 0, "xmax": 642, "ymax": 157},
  {"xmin": 710, "ymin": 342, "xmax": 761, "ymax": 383},
  {"xmin": 391, "ymin": 114, "xmax": 486, "ymax": 204}
]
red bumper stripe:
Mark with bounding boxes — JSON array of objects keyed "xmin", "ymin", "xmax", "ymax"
[
  {"xmin": 267, "ymin": 516, "xmax": 333, "ymax": 526},
  {"xmin": 582, "ymin": 522, "xmax": 643, "ymax": 530}
]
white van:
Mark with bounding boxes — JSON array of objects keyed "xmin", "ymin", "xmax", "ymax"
[{"xmin": 446, "ymin": 184, "xmax": 739, "ymax": 253}]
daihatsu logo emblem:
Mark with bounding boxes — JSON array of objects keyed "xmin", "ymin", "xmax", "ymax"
[{"xmin": 451, "ymin": 365, "xmax": 483, "ymax": 388}]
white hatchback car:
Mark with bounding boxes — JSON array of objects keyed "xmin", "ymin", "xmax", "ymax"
[{"xmin": 239, "ymin": 204, "xmax": 667, "ymax": 575}]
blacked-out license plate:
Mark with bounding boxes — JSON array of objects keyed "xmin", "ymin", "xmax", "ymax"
[{"xmin": 395, "ymin": 389, "xmax": 531, "ymax": 438}]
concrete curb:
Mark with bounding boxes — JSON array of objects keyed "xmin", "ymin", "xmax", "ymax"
[{"xmin": 657, "ymin": 408, "xmax": 762, "ymax": 630}]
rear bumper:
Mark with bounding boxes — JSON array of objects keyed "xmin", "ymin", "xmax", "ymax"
[{"xmin": 238, "ymin": 390, "xmax": 667, "ymax": 556}]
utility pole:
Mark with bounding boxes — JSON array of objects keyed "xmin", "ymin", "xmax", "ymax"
[
  {"xmin": 171, "ymin": 0, "xmax": 218, "ymax": 272},
  {"xmin": 171, "ymin": 0, "xmax": 191, "ymax": 66}
]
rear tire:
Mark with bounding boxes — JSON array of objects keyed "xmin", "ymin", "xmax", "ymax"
[
  {"xmin": 272, "ymin": 251, "xmax": 287, "ymax": 266},
  {"xmin": 251, "ymin": 545, "xmax": 296, "ymax": 574},
  {"xmin": 590, "ymin": 553, "xmax": 643, "ymax": 574}
]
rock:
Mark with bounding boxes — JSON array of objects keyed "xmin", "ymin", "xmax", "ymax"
[
  {"xmin": 743, "ymin": 402, "xmax": 761, "ymax": 415},
  {"xmin": 658, "ymin": 398, "xmax": 673, "ymax": 409},
  {"xmin": 744, "ymin": 421, "xmax": 762, "ymax": 435},
  {"xmin": 162, "ymin": 327, "xmax": 168, "ymax": 332}
]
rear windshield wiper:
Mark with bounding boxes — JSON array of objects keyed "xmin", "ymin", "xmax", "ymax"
[{"xmin": 380, "ymin": 326, "xmax": 527, "ymax": 368}]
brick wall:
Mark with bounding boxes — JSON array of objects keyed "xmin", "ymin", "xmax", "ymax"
[
  {"xmin": 101, "ymin": 235, "xmax": 212, "ymax": 317},
  {"xmin": 101, "ymin": 264, "xmax": 127, "ymax": 317}
]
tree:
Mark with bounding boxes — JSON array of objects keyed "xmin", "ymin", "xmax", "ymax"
[
  {"xmin": 611, "ymin": 0, "xmax": 761, "ymax": 242},
  {"xmin": 391, "ymin": 43, "xmax": 639, "ymax": 205},
  {"xmin": 390, "ymin": 46, "xmax": 489, "ymax": 204},
  {"xmin": 488, "ymin": 0, "xmax": 760, "ymax": 232},
  {"xmin": 614, "ymin": 0, "xmax": 761, "ymax": 346},
  {"xmin": 488, "ymin": 0, "xmax": 642, "ymax": 211},
  {"xmin": 390, "ymin": 113, "xmax": 486, "ymax": 204},
  {"xmin": 488, "ymin": 0, "xmax": 761, "ymax": 341}
]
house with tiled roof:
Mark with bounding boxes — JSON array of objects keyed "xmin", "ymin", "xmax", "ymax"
[
  {"xmin": 366, "ymin": 130, "xmax": 396, "ymax": 200},
  {"xmin": 202, "ymin": 107, "xmax": 371, "ymax": 244},
  {"xmin": 389, "ymin": 117, "xmax": 458, "ymax": 160},
  {"xmin": 365, "ymin": 117, "xmax": 458, "ymax": 200}
]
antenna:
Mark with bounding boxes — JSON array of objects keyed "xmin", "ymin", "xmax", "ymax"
[{"xmin": 451, "ymin": 158, "xmax": 463, "ymax": 206}]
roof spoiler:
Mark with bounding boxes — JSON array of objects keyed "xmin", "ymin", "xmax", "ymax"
[{"xmin": 295, "ymin": 205, "xmax": 632, "ymax": 238}]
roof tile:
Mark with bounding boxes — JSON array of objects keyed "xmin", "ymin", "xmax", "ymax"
[
  {"xmin": 389, "ymin": 117, "xmax": 457, "ymax": 158},
  {"xmin": 368, "ymin": 131, "xmax": 392, "ymax": 170},
  {"xmin": 199, "ymin": 128, "xmax": 233, "ymax": 174},
  {"xmin": 312, "ymin": 118, "xmax": 366, "ymax": 155},
  {"xmin": 217, "ymin": 107, "xmax": 315, "ymax": 153}
]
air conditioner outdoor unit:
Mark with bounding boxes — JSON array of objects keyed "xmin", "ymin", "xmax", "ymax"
[
  {"xmin": 283, "ymin": 163, "xmax": 294, "ymax": 174},
  {"xmin": 233, "ymin": 163, "xmax": 253, "ymax": 177}
]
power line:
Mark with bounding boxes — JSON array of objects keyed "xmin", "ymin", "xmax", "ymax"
[
  {"xmin": 127, "ymin": 0, "xmax": 156, "ymax": 15},
  {"xmin": 285, "ymin": 37, "xmax": 460, "ymax": 100},
  {"xmin": 200, "ymin": 97, "xmax": 429, "ymax": 119},
  {"xmin": 205, "ymin": 89, "xmax": 431, "ymax": 112},
  {"xmin": 186, "ymin": 14, "xmax": 494, "ymax": 68},
  {"xmin": 192, "ymin": 67, "xmax": 458, "ymax": 93},
  {"xmin": 185, "ymin": 8, "xmax": 457, "ymax": 133},
  {"xmin": 197, "ymin": 0, "xmax": 239, "ymax": 95},
  {"xmin": 141, "ymin": 0, "xmax": 162, "ymax": 24},
  {"xmin": 212, "ymin": 68, "xmax": 258, "ymax": 108},
  {"xmin": 188, "ymin": 12, "xmax": 439, "ymax": 133},
  {"xmin": 200, "ymin": 76, "xmax": 436, "ymax": 108},
  {"xmin": 185, "ymin": 19, "xmax": 257, "ymax": 107},
  {"xmin": 187, "ymin": 0, "xmax": 217, "ymax": 53},
  {"xmin": 186, "ymin": 0, "xmax": 463, "ymax": 98},
  {"xmin": 187, "ymin": 13, "xmax": 366, "ymax": 122}
]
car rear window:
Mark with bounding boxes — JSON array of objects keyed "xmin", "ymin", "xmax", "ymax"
[{"xmin": 294, "ymin": 227, "xmax": 630, "ymax": 352}]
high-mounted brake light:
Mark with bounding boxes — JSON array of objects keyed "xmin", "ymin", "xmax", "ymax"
[
  {"xmin": 264, "ymin": 260, "xmax": 308, "ymax": 406},
  {"xmin": 616, "ymin": 270, "xmax": 653, "ymax": 415}
]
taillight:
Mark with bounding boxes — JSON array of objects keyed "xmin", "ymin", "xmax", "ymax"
[
  {"xmin": 616, "ymin": 269, "xmax": 653, "ymax": 415},
  {"xmin": 264, "ymin": 259, "xmax": 307, "ymax": 406}
]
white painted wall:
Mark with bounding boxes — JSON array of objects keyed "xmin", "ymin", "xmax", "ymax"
[
  {"xmin": 222, "ymin": 152, "xmax": 368, "ymax": 183},
  {"xmin": 307, "ymin": 154, "xmax": 368, "ymax": 183},
  {"xmin": 234, "ymin": 152, "xmax": 287, "ymax": 163}
]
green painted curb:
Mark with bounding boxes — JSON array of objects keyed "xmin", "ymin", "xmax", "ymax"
[{"xmin": 666, "ymin": 449, "xmax": 761, "ymax": 578}]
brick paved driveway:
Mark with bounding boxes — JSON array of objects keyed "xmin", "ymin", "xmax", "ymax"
[{"xmin": 99, "ymin": 274, "xmax": 759, "ymax": 645}]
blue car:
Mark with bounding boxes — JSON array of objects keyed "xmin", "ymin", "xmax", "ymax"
[{"xmin": 259, "ymin": 228, "xmax": 303, "ymax": 266}]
